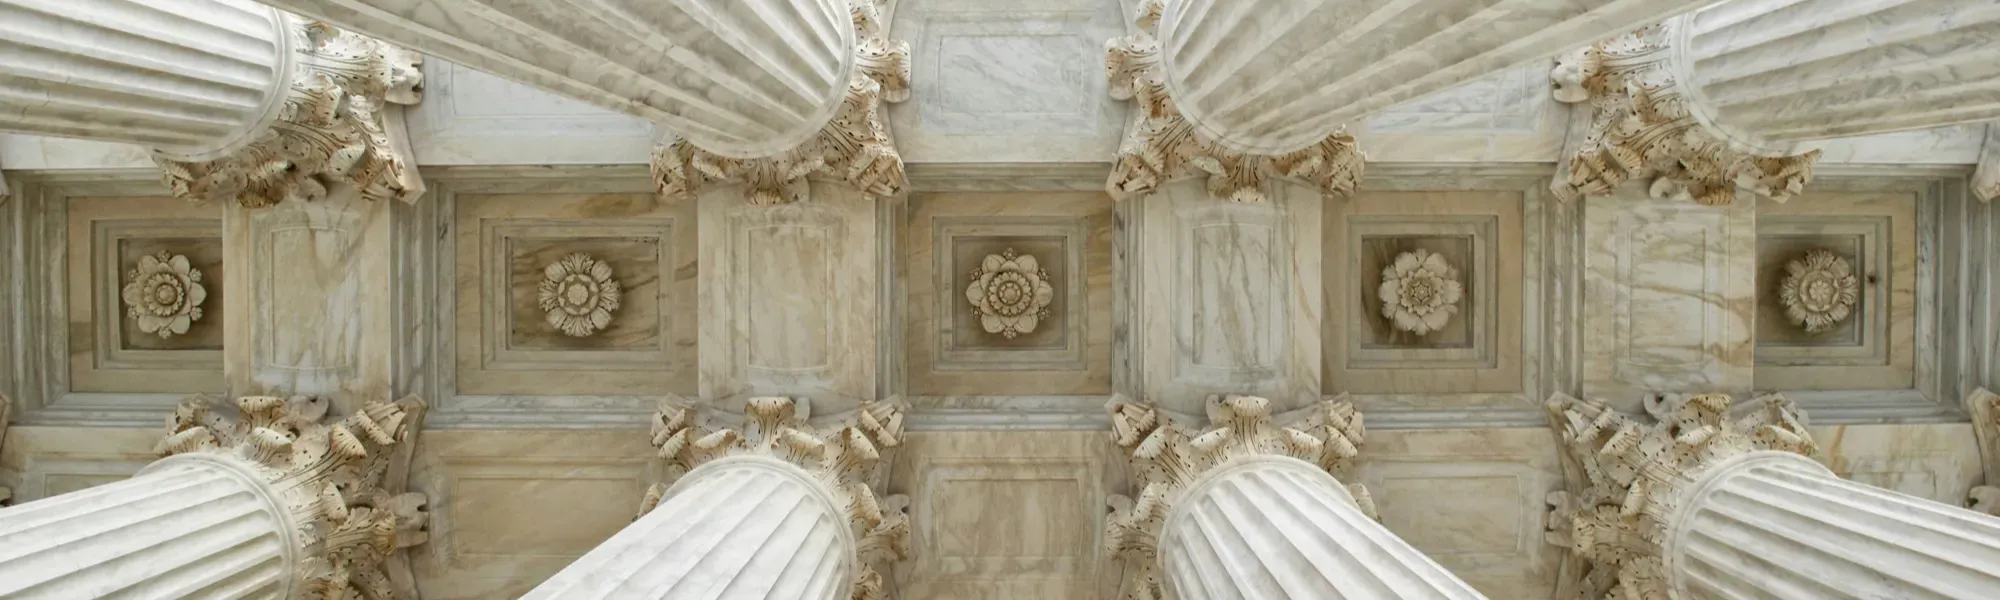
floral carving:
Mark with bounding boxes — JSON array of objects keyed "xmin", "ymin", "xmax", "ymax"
[
  {"xmin": 1104, "ymin": 0, "xmax": 1363, "ymax": 203},
  {"xmin": 1106, "ymin": 394, "xmax": 1369, "ymax": 600},
  {"xmin": 654, "ymin": 0, "xmax": 909, "ymax": 204},
  {"xmin": 1545, "ymin": 393, "xmax": 1815, "ymax": 600},
  {"xmin": 1778, "ymin": 248, "xmax": 1859, "ymax": 333},
  {"xmin": 158, "ymin": 394, "xmax": 429, "ymax": 599},
  {"xmin": 1378, "ymin": 249, "xmax": 1463, "ymax": 335},
  {"xmin": 644, "ymin": 396, "xmax": 910, "ymax": 600},
  {"xmin": 1550, "ymin": 25, "xmax": 1817, "ymax": 205},
  {"xmin": 158, "ymin": 19, "xmax": 423, "ymax": 207},
  {"xmin": 537, "ymin": 253, "xmax": 622, "ymax": 337},
  {"xmin": 966, "ymin": 248, "xmax": 1055, "ymax": 338},
  {"xmin": 121, "ymin": 251, "xmax": 208, "ymax": 339}
]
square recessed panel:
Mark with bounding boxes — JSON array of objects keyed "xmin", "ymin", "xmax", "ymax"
[
  {"xmin": 1358, "ymin": 235, "xmax": 1476, "ymax": 350},
  {"xmin": 1756, "ymin": 232, "xmax": 1873, "ymax": 350},
  {"xmin": 1754, "ymin": 192, "xmax": 1916, "ymax": 392},
  {"xmin": 64, "ymin": 195, "xmax": 224, "ymax": 396},
  {"xmin": 504, "ymin": 236, "xmax": 664, "ymax": 352},
  {"xmin": 949, "ymin": 235, "xmax": 1070, "ymax": 351},
  {"xmin": 451, "ymin": 190, "xmax": 695, "ymax": 401},
  {"xmin": 905, "ymin": 192, "xmax": 1112, "ymax": 396},
  {"xmin": 113, "ymin": 235, "xmax": 224, "ymax": 352}
]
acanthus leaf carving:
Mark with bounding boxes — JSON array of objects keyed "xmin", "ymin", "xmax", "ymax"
[
  {"xmin": 653, "ymin": 0, "xmax": 910, "ymax": 205},
  {"xmin": 157, "ymin": 19, "xmax": 423, "ymax": 208},
  {"xmin": 1546, "ymin": 393, "xmax": 1816, "ymax": 600},
  {"xmin": 157, "ymin": 393, "xmax": 429, "ymax": 599},
  {"xmin": 1104, "ymin": 0, "xmax": 1363, "ymax": 203},
  {"xmin": 1550, "ymin": 25, "xmax": 1817, "ymax": 206},
  {"xmin": 1105, "ymin": 393, "xmax": 1368, "ymax": 600},
  {"xmin": 1969, "ymin": 388, "xmax": 2000, "ymax": 515},
  {"xmin": 642, "ymin": 396, "xmax": 911, "ymax": 600}
]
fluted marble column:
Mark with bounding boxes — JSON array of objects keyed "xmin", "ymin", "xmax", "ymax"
[
  {"xmin": 1155, "ymin": 0, "xmax": 1721, "ymax": 156},
  {"xmin": 525, "ymin": 397, "xmax": 910, "ymax": 600},
  {"xmin": 1549, "ymin": 392, "xmax": 2000, "ymax": 599},
  {"xmin": 1107, "ymin": 394, "xmax": 1484, "ymax": 599},
  {"xmin": 1671, "ymin": 451, "xmax": 2000, "ymax": 598},
  {"xmin": 0, "ymin": 0, "xmax": 424, "ymax": 206},
  {"xmin": 1556, "ymin": 0, "xmax": 2000, "ymax": 204},
  {"xmin": 0, "ymin": 454, "xmax": 297, "ymax": 598},
  {"xmin": 238, "ymin": 0, "xmax": 859, "ymax": 159}
]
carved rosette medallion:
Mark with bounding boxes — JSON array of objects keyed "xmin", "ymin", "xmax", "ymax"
[
  {"xmin": 1545, "ymin": 393, "xmax": 1816, "ymax": 600},
  {"xmin": 654, "ymin": 0, "xmax": 911, "ymax": 204},
  {"xmin": 1378, "ymin": 249, "xmax": 1463, "ymax": 335},
  {"xmin": 158, "ymin": 20, "xmax": 423, "ymax": 207},
  {"xmin": 1778, "ymin": 248, "xmax": 1859, "ymax": 333},
  {"xmin": 121, "ymin": 251, "xmax": 208, "ymax": 339},
  {"xmin": 1103, "ymin": 0, "xmax": 1363, "ymax": 203},
  {"xmin": 1105, "ymin": 394, "xmax": 1370, "ymax": 600},
  {"xmin": 644, "ymin": 396, "xmax": 911, "ymax": 599},
  {"xmin": 537, "ymin": 253, "xmax": 622, "ymax": 337},
  {"xmin": 1549, "ymin": 25, "xmax": 1817, "ymax": 205},
  {"xmin": 966, "ymin": 248, "xmax": 1055, "ymax": 339},
  {"xmin": 157, "ymin": 394, "xmax": 429, "ymax": 599}
]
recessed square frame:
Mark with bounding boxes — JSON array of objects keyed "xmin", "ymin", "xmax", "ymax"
[{"xmin": 3, "ymin": 172, "xmax": 222, "ymax": 427}]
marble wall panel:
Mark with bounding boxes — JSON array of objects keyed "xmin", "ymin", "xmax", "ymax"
[
  {"xmin": 0, "ymin": 426, "xmax": 157, "ymax": 503},
  {"xmin": 887, "ymin": 0, "xmax": 1126, "ymax": 163},
  {"xmin": 402, "ymin": 60, "xmax": 657, "ymax": 166},
  {"xmin": 1351, "ymin": 65, "xmax": 1570, "ymax": 163},
  {"xmin": 889, "ymin": 430, "xmax": 1118, "ymax": 600},
  {"xmin": 904, "ymin": 192, "xmax": 1113, "ymax": 398},
  {"xmin": 1357, "ymin": 427, "xmax": 1564, "ymax": 599},
  {"xmin": 1123, "ymin": 180, "xmax": 1322, "ymax": 414},
  {"xmin": 407, "ymin": 429, "xmax": 654, "ymax": 599},
  {"xmin": 1581, "ymin": 187, "xmax": 1757, "ymax": 411},
  {"xmin": 1810, "ymin": 422, "xmax": 1983, "ymax": 505},
  {"xmin": 699, "ymin": 182, "xmax": 879, "ymax": 415}
]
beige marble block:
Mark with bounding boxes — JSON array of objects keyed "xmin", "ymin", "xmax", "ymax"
[
  {"xmin": 1811, "ymin": 422, "xmax": 1984, "ymax": 505},
  {"xmin": 698, "ymin": 182, "xmax": 880, "ymax": 414},
  {"xmin": 63, "ymin": 195, "xmax": 223, "ymax": 394},
  {"xmin": 1582, "ymin": 187, "xmax": 1758, "ymax": 408},
  {"xmin": 1358, "ymin": 427, "xmax": 1564, "ymax": 599},
  {"xmin": 406, "ymin": 429, "xmax": 655, "ymax": 599},
  {"xmin": 1123, "ymin": 179, "xmax": 1322, "ymax": 413},
  {"xmin": 890, "ymin": 430, "xmax": 1118, "ymax": 600},
  {"xmin": 223, "ymin": 188, "xmax": 395, "ymax": 407},
  {"xmin": 0, "ymin": 426, "xmax": 158, "ymax": 503}
]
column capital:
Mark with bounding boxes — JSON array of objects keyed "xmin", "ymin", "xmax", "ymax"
[
  {"xmin": 653, "ymin": 0, "xmax": 911, "ymax": 205},
  {"xmin": 645, "ymin": 395, "xmax": 912, "ymax": 599},
  {"xmin": 1102, "ymin": 0, "xmax": 1362, "ymax": 203},
  {"xmin": 1104, "ymin": 393, "xmax": 1369, "ymax": 599},
  {"xmin": 155, "ymin": 393, "xmax": 429, "ymax": 599},
  {"xmin": 1550, "ymin": 23, "xmax": 1818, "ymax": 206},
  {"xmin": 1545, "ymin": 392, "xmax": 1818, "ymax": 599},
  {"xmin": 1969, "ymin": 388, "xmax": 2000, "ymax": 513},
  {"xmin": 156, "ymin": 18, "xmax": 424, "ymax": 208}
]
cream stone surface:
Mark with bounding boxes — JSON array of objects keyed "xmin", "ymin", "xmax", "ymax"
[{"xmin": 6, "ymin": 1, "xmax": 2000, "ymax": 599}]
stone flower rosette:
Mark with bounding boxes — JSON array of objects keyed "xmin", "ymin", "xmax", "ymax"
[
  {"xmin": 121, "ymin": 251, "xmax": 207, "ymax": 339},
  {"xmin": 966, "ymin": 248, "xmax": 1055, "ymax": 339},
  {"xmin": 1378, "ymin": 249, "xmax": 1462, "ymax": 335},
  {"xmin": 1779, "ymin": 248, "xmax": 1859, "ymax": 333},
  {"xmin": 538, "ymin": 252, "xmax": 622, "ymax": 337}
]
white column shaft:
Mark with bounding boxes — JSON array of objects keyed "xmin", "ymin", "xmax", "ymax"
[
  {"xmin": 1159, "ymin": 457, "xmax": 1485, "ymax": 600},
  {"xmin": 523, "ymin": 457, "xmax": 853, "ymax": 600},
  {"xmin": 1158, "ymin": 0, "xmax": 1717, "ymax": 154},
  {"xmin": 1674, "ymin": 0, "xmax": 2000, "ymax": 154},
  {"xmin": 1673, "ymin": 452, "xmax": 2000, "ymax": 599},
  {"xmin": 245, "ymin": 0, "xmax": 857, "ymax": 158},
  {"xmin": 0, "ymin": 455, "xmax": 294, "ymax": 599},
  {"xmin": 0, "ymin": 0, "xmax": 290, "ymax": 159}
]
